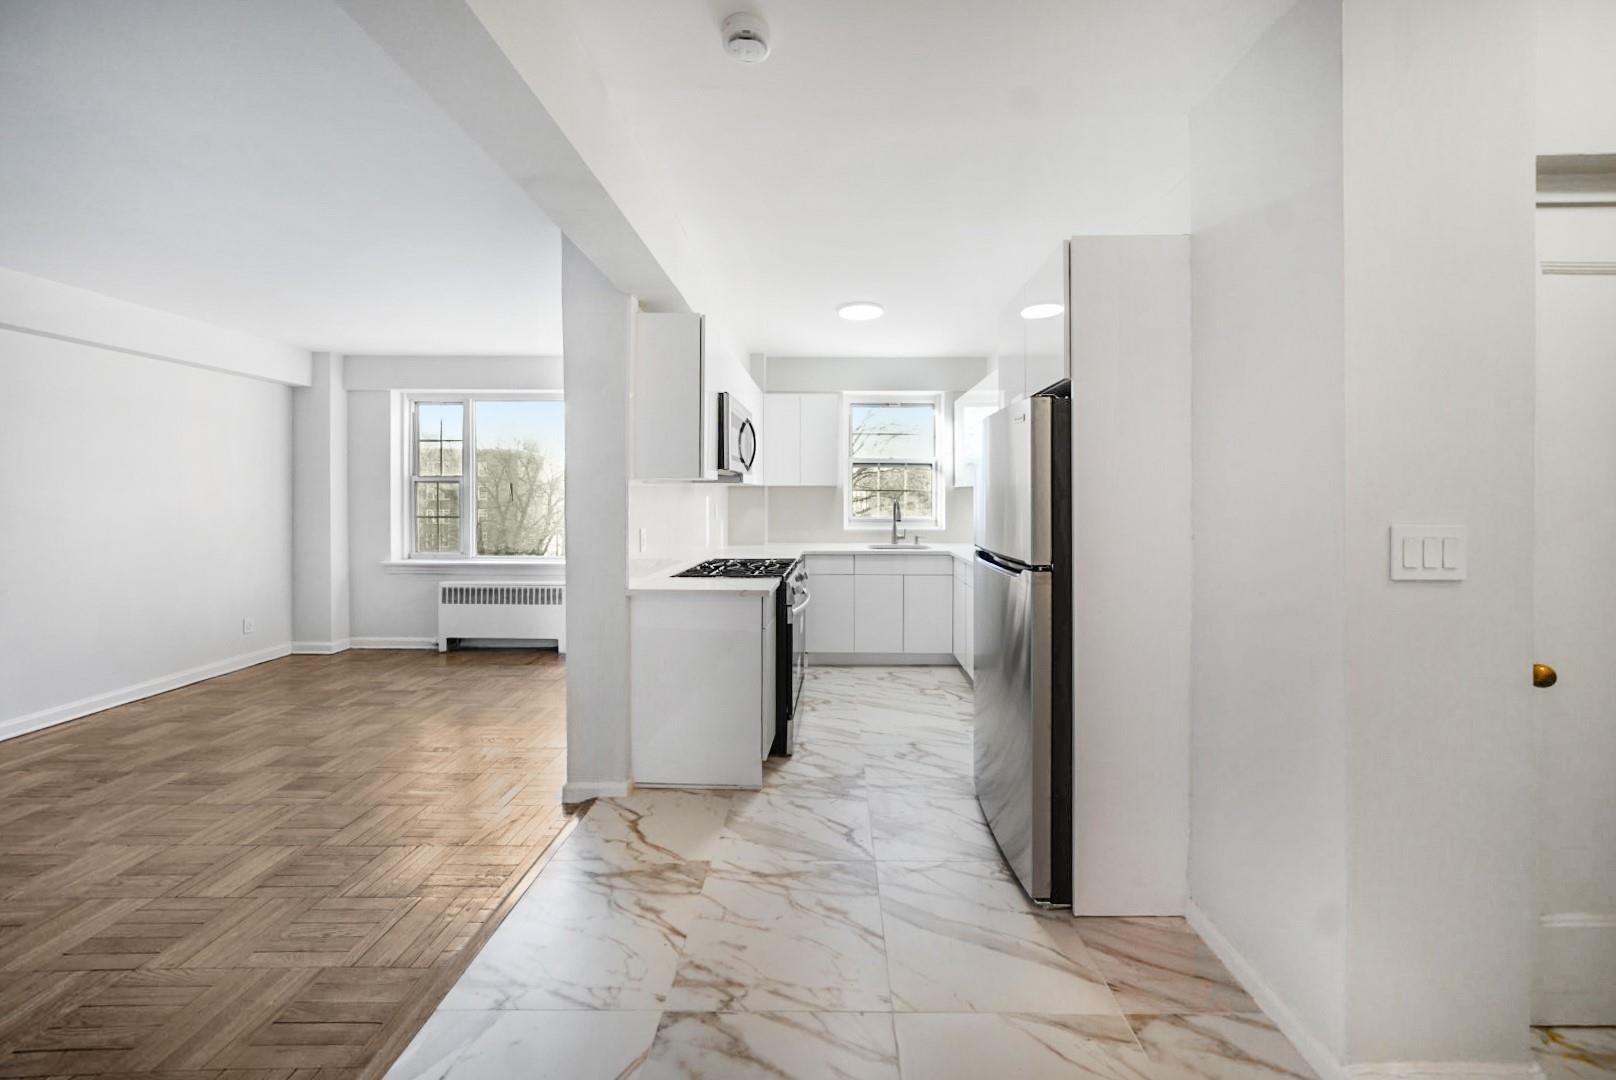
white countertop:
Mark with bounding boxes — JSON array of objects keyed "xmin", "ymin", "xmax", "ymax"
[{"xmin": 627, "ymin": 540, "xmax": 974, "ymax": 594}]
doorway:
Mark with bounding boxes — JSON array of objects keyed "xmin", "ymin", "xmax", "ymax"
[{"xmin": 1530, "ymin": 157, "xmax": 1616, "ymax": 1074}]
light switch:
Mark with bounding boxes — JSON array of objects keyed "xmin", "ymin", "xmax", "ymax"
[{"xmin": 1390, "ymin": 525, "xmax": 1466, "ymax": 582}]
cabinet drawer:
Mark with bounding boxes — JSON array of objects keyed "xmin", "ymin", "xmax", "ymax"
[
  {"xmin": 904, "ymin": 554, "xmax": 954, "ymax": 576},
  {"xmin": 855, "ymin": 554, "xmax": 907, "ymax": 575},
  {"xmin": 806, "ymin": 554, "xmax": 855, "ymax": 575}
]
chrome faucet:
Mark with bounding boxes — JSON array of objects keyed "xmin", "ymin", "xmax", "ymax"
[{"xmin": 891, "ymin": 498, "xmax": 905, "ymax": 545}]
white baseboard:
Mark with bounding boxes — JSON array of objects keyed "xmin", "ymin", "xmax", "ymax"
[
  {"xmin": 1185, "ymin": 898, "xmax": 1347, "ymax": 1080},
  {"xmin": 1346, "ymin": 1064, "xmax": 1544, "ymax": 1080},
  {"xmin": 1186, "ymin": 900, "xmax": 1546, "ymax": 1080},
  {"xmin": 291, "ymin": 638, "xmax": 352, "ymax": 655},
  {"xmin": 0, "ymin": 643, "xmax": 293, "ymax": 743},
  {"xmin": 561, "ymin": 779, "xmax": 632, "ymax": 803},
  {"xmin": 349, "ymin": 636, "xmax": 436, "ymax": 650}
]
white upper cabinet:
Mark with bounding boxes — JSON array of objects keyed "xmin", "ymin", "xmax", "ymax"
[
  {"xmin": 633, "ymin": 311, "xmax": 762, "ymax": 483},
  {"xmin": 633, "ymin": 312, "xmax": 704, "ymax": 480},
  {"xmin": 799, "ymin": 393, "xmax": 841, "ymax": 486},
  {"xmin": 763, "ymin": 393, "xmax": 801, "ymax": 485},
  {"xmin": 762, "ymin": 391, "xmax": 840, "ymax": 487},
  {"xmin": 993, "ymin": 241, "xmax": 1071, "ymax": 402}
]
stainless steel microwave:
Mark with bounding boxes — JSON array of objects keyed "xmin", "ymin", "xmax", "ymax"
[{"xmin": 716, "ymin": 392, "xmax": 757, "ymax": 478}]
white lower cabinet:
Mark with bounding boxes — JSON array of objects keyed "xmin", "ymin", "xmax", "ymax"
[
  {"xmin": 853, "ymin": 575, "xmax": 905, "ymax": 652},
  {"xmin": 806, "ymin": 572, "xmax": 855, "ymax": 652},
  {"xmin": 630, "ymin": 591, "xmax": 772, "ymax": 788},
  {"xmin": 802, "ymin": 553, "xmax": 968, "ymax": 667},
  {"xmin": 953, "ymin": 573, "xmax": 967, "ymax": 665},
  {"xmin": 903, "ymin": 575, "xmax": 953, "ymax": 654}
]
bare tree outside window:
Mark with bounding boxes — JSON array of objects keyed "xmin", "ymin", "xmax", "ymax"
[
  {"xmin": 848, "ymin": 401, "xmax": 937, "ymax": 522},
  {"xmin": 409, "ymin": 397, "xmax": 565, "ymax": 558}
]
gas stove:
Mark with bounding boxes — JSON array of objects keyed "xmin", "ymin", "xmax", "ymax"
[{"xmin": 674, "ymin": 557, "xmax": 799, "ymax": 579}]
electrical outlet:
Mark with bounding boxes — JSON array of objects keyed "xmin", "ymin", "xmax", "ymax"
[
  {"xmin": 638, "ymin": 527, "xmax": 648, "ymax": 554},
  {"xmin": 242, "ymin": 617, "xmax": 256, "ymax": 635}
]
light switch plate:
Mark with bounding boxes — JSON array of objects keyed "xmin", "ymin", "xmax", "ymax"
[{"xmin": 1390, "ymin": 524, "xmax": 1466, "ymax": 581}]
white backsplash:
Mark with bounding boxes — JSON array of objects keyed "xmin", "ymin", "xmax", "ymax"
[
  {"xmin": 728, "ymin": 485, "xmax": 974, "ymax": 545},
  {"xmin": 628, "ymin": 482, "xmax": 729, "ymax": 576}
]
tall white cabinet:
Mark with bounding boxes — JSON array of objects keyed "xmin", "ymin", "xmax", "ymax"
[{"xmin": 762, "ymin": 392, "xmax": 840, "ymax": 486}]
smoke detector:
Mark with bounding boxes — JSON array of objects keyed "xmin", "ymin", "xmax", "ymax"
[{"xmin": 721, "ymin": 13, "xmax": 770, "ymax": 64}]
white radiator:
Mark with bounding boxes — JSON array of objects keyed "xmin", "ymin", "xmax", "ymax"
[{"xmin": 437, "ymin": 581, "xmax": 566, "ymax": 654}]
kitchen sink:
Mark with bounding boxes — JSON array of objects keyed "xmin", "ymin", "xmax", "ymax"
[{"xmin": 867, "ymin": 543, "xmax": 931, "ymax": 550}]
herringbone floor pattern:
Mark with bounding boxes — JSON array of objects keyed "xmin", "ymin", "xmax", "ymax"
[{"xmin": 0, "ymin": 649, "xmax": 571, "ymax": 1080}]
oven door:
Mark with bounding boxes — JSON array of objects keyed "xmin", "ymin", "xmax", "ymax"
[{"xmin": 773, "ymin": 572, "xmax": 808, "ymax": 755}]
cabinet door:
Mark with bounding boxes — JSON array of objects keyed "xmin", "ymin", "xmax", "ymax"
[
  {"xmin": 763, "ymin": 393, "xmax": 801, "ymax": 486},
  {"xmin": 806, "ymin": 573, "xmax": 855, "ymax": 653},
  {"xmin": 798, "ymin": 393, "xmax": 841, "ymax": 487},
  {"xmin": 953, "ymin": 573, "xmax": 967, "ymax": 666},
  {"xmin": 963, "ymin": 578, "xmax": 974, "ymax": 679},
  {"xmin": 853, "ymin": 575, "xmax": 904, "ymax": 653},
  {"xmin": 903, "ymin": 574, "xmax": 953, "ymax": 654},
  {"xmin": 633, "ymin": 312, "xmax": 705, "ymax": 480}
]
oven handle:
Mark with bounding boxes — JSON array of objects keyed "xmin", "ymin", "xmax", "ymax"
[{"xmin": 789, "ymin": 588, "xmax": 811, "ymax": 616}]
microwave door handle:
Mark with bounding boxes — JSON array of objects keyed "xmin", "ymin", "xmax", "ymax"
[{"xmin": 738, "ymin": 418, "xmax": 757, "ymax": 470}]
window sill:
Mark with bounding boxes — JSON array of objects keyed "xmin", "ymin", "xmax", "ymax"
[{"xmin": 381, "ymin": 558, "xmax": 565, "ymax": 577}]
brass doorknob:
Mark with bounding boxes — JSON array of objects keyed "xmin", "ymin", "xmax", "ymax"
[{"xmin": 1533, "ymin": 663, "xmax": 1558, "ymax": 688}]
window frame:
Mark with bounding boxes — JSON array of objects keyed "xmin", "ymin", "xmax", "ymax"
[
  {"xmin": 843, "ymin": 393, "xmax": 947, "ymax": 531},
  {"xmin": 403, "ymin": 392, "xmax": 565, "ymax": 562}
]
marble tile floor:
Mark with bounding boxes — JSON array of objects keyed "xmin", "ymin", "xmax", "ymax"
[
  {"xmin": 387, "ymin": 665, "xmax": 1319, "ymax": 1080},
  {"xmin": 1534, "ymin": 1027, "xmax": 1616, "ymax": 1080}
]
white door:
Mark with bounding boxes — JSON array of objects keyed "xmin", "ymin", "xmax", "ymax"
[{"xmin": 1532, "ymin": 205, "xmax": 1616, "ymax": 1023}]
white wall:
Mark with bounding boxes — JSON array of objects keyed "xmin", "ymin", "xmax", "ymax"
[
  {"xmin": 1340, "ymin": 1, "xmax": 1537, "ymax": 1063},
  {"xmin": 343, "ymin": 356, "xmax": 565, "ymax": 646},
  {"xmin": 1536, "ymin": 0, "xmax": 1616, "ymax": 155},
  {"xmin": 760, "ymin": 355, "xmax": 988, "ymax": 394},
  {"xmin": 628, "ymin": 483, "xmax": 728, "ymax": 577},
  {"xmin": 1067, "ymin": 235, "xmax": 1191, "ymax": 916},
  {"xmin": 0, "ymin": 325, "xmax": 293, "ymax": 740},
  {"xmin": 560, "ymin": 238, "xmax": 634, "ymax": 800},
  {"xmin": 1188, "ymin": 0, "xmax": 1349, "ymax": 1061}
]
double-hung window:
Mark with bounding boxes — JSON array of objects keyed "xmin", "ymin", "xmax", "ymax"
[
  {"xmin": 846, "ymin": 397, "xmax": 942, "ymax": 528},
  {"xmin": 408, "ymin": 396, "xmax": 565, "ymax": 559}
]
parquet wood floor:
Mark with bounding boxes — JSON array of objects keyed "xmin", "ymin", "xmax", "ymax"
[{"xmin": 0, "ymin": 649, "xmax": 572, "ymax": 1080}]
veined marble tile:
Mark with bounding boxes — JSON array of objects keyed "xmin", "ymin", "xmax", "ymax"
[
  {"xmin": 439, "ymin": 858, "xmax": 709, "ymax": 1010},
  {"xmin": 861, "ymin": 734, "xmax": 976, "ymax": 796},
  {"xmin": 763, "ymin": 740, "xmax": 869, "ymax": 798},
  {"xmin": 555, "ymin": 789, "xmax": 732, "ymax": 868},
  {"xmin": 868, "ymin": 789, "xmax": 999, "ymax": 862},
  {"xmin": 894, "ymin": 1014, "xmax": 1153, "ymax": 1080},
  {"xmin": 878, "ymin": 860, "xmax": 1119, "ymax": 1014},
  {"xmin": 1129, "ymin": 1013, "xmax": 1317, "ymax": 1080},
  {"xmin": 1073, "ymin": 916, "xmax": 1259, "ymax": 1014},
  {"xmin": 712, "ymin": 789, "xmax": 876, "ymax": 865},
  {"xmin": 640, "ymin": 1012, "xmax": 900, "ymax": 1080},
  {"xmin": 667, "ymin": 860, "xmax": 891, "ymax": 1012},
  {"xmin": 859, "ymin": 705, "xmax": 973, "ymax": 746},
  {"xmin": 1535, "ymin": 1027, "xmax": 1616, "ymax": 1080},
  {"xmin": 384, "ymin": 1009, "xmax": 660, "ymax": 1080}
]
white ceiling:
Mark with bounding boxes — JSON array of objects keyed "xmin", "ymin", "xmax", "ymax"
[
  {"xmin": 555, "ymin": 0, "xmax": 1293, "ymax": 357},
  {"xmin": 0, "ymin": 1, "xmax": 562, "ymax": 355}
]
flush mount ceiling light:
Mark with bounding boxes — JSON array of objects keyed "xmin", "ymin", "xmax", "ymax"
[
  {"xmin": 837, "ymin": 301, "xmax": 884, "ymax": 322},
  {"xmin": 1020, "ymin": 303, "xmax": 1064, "ymax": 320}
]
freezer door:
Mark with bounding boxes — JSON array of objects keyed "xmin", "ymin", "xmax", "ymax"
[
  {"xmin": 973, "ymin": 553, "xmax": 1053, "ymax": 901},
  {"xmin": 973, "ymin": 397, "xmax": 1054, "ymax": 567}
]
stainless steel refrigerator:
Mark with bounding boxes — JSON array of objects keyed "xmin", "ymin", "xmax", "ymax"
[{"xmin": 973, "ymin": 392, "xmax": 1072, "ymax": 907}]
